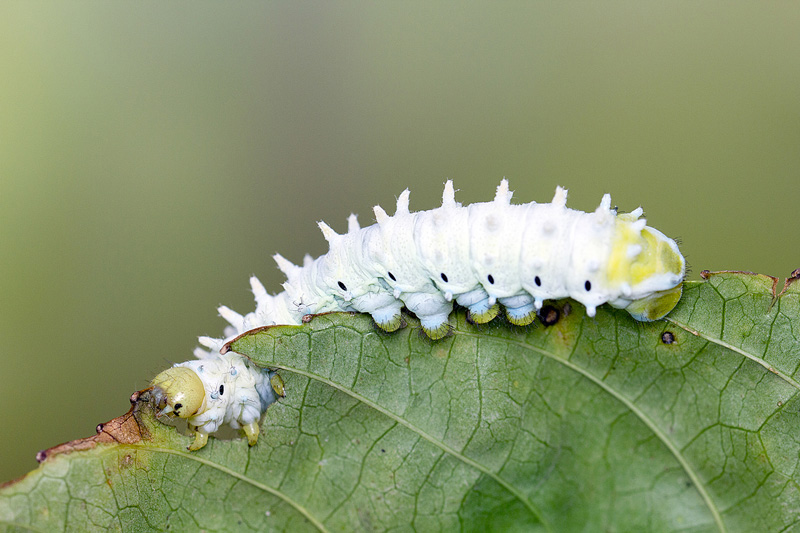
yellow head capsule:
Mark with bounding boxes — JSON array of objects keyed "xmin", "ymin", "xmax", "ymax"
[{"xmin": 151, "ymin": 367, "xmax": 207, "ymax": 419}]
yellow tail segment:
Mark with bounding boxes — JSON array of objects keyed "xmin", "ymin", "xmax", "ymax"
[{"xmin": 607, "ymin": 220, "xmax": 685, "ymax": 321}]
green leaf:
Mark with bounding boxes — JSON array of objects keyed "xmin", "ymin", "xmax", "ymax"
[{"xmin": 2, "ymin": 271, "xmax": 800, "ymax": 532}]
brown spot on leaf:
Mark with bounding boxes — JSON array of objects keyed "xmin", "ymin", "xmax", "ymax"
[
  {"xmin": 539, "ymin": 305, "xmax": 560, "ymax": 326},
  {"xmin": 35, "ymin": 390, "xmax": 151, "ymax": 465}
]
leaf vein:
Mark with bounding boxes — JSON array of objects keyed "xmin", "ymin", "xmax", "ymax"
[
  {"xmin": 488, "ymin": 334, "xmax": 728, "ymax": 533},
  {"xmin": 665, "ymin": 317, "xmax": 800, "ymax": 391},
  {"xmin": 266, "ymin": 362, "xmax": 550, "ymax": 531}
]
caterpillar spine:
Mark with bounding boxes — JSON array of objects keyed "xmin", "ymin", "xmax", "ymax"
[{"xmin": 151, "ymin": 180, "xmax": 685, "ymax": 450}]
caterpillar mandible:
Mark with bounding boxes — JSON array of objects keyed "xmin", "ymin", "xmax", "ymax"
[{"xmin": 151, "ymin": 180, "xmax": 685, "ymax": 450}]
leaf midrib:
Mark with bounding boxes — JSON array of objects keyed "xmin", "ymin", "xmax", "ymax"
[
  {"xmin": 145, "ymin": 446, "xmax": 330, "ymax": 533},
  {"xmin": 265, "ymin": 362, "xmax": 552, "ymax": 532},
  {"xmin": 232, "ymin": 316, "xmax": 744, "ymax": 532}
]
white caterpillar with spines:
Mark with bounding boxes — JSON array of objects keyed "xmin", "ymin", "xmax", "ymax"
[{"xmin": 151, "ymin": 180, "xmax": 685, "ymax": 450}]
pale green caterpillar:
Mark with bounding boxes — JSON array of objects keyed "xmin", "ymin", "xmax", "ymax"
[{"xmin": 151, "ymin": 180, "xmax": 685, "ymax": 450}]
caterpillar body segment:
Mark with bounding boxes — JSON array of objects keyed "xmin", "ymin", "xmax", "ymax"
[{"xmin": 256, "ymin": 180, "xmax": 684, "ymax": 337}]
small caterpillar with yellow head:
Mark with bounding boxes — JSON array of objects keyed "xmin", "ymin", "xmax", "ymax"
[{"xmin": 151, "ymin": 180, "xmax": 685, "ymax": 450}]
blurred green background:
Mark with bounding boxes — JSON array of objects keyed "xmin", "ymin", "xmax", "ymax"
[{"xmin": 1, "ymin": 3, "xmax": 798, "ymax": 484}]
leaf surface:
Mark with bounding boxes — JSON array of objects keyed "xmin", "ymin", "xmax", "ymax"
[{"xmin": 2, "ymin": 272, "xmax": 799, "ymax": 532}]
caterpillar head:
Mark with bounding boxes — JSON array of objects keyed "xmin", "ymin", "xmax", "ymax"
[
  {"xmin": 151, "ymin": 367, "xmax": 207, "ymax": 419},
  {"xmin": 607, "ymin": 218, "xmax": 685, "ymax": 321}
]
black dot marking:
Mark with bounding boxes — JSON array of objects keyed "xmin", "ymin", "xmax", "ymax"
[
  {"xmin": 487, "ymin": 274, "xmax": 495, "ymax": 285},
  {"xmin": 534, "ymin": 276, "xmax": 542, "ymax": 287},
  {"xmin": 219, "ymin": 384, "xmax": 224, "ymax": 396},
  {"xmin": 174, "ymin": 402, "xmax": 183, "ymax": 414},
  {"xmin": 539, "ymin": 305, "xmax": 560, "ymax": 326},
  {"xmin": 337, "ymin": 281, "xmax": 347, "ymax": 291},
  {"xmin": 388, "ymin": 271, "xmax": 396, "ymax": 282},
  {"xmin": 584, "ymin": 280, "xmax": 592, "ymax": 291},
  {"xmin": 440, "ymin": 273, "xmax": 448, "ymax": 283},
  {"xmin": 661, "ymin": 331, "xmax": 676, "ymax": 345}
]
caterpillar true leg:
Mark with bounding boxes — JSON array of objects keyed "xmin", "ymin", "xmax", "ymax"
[{"xmin": 188, "ymin": 426, "xmax": 209, "ymax": 451}]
